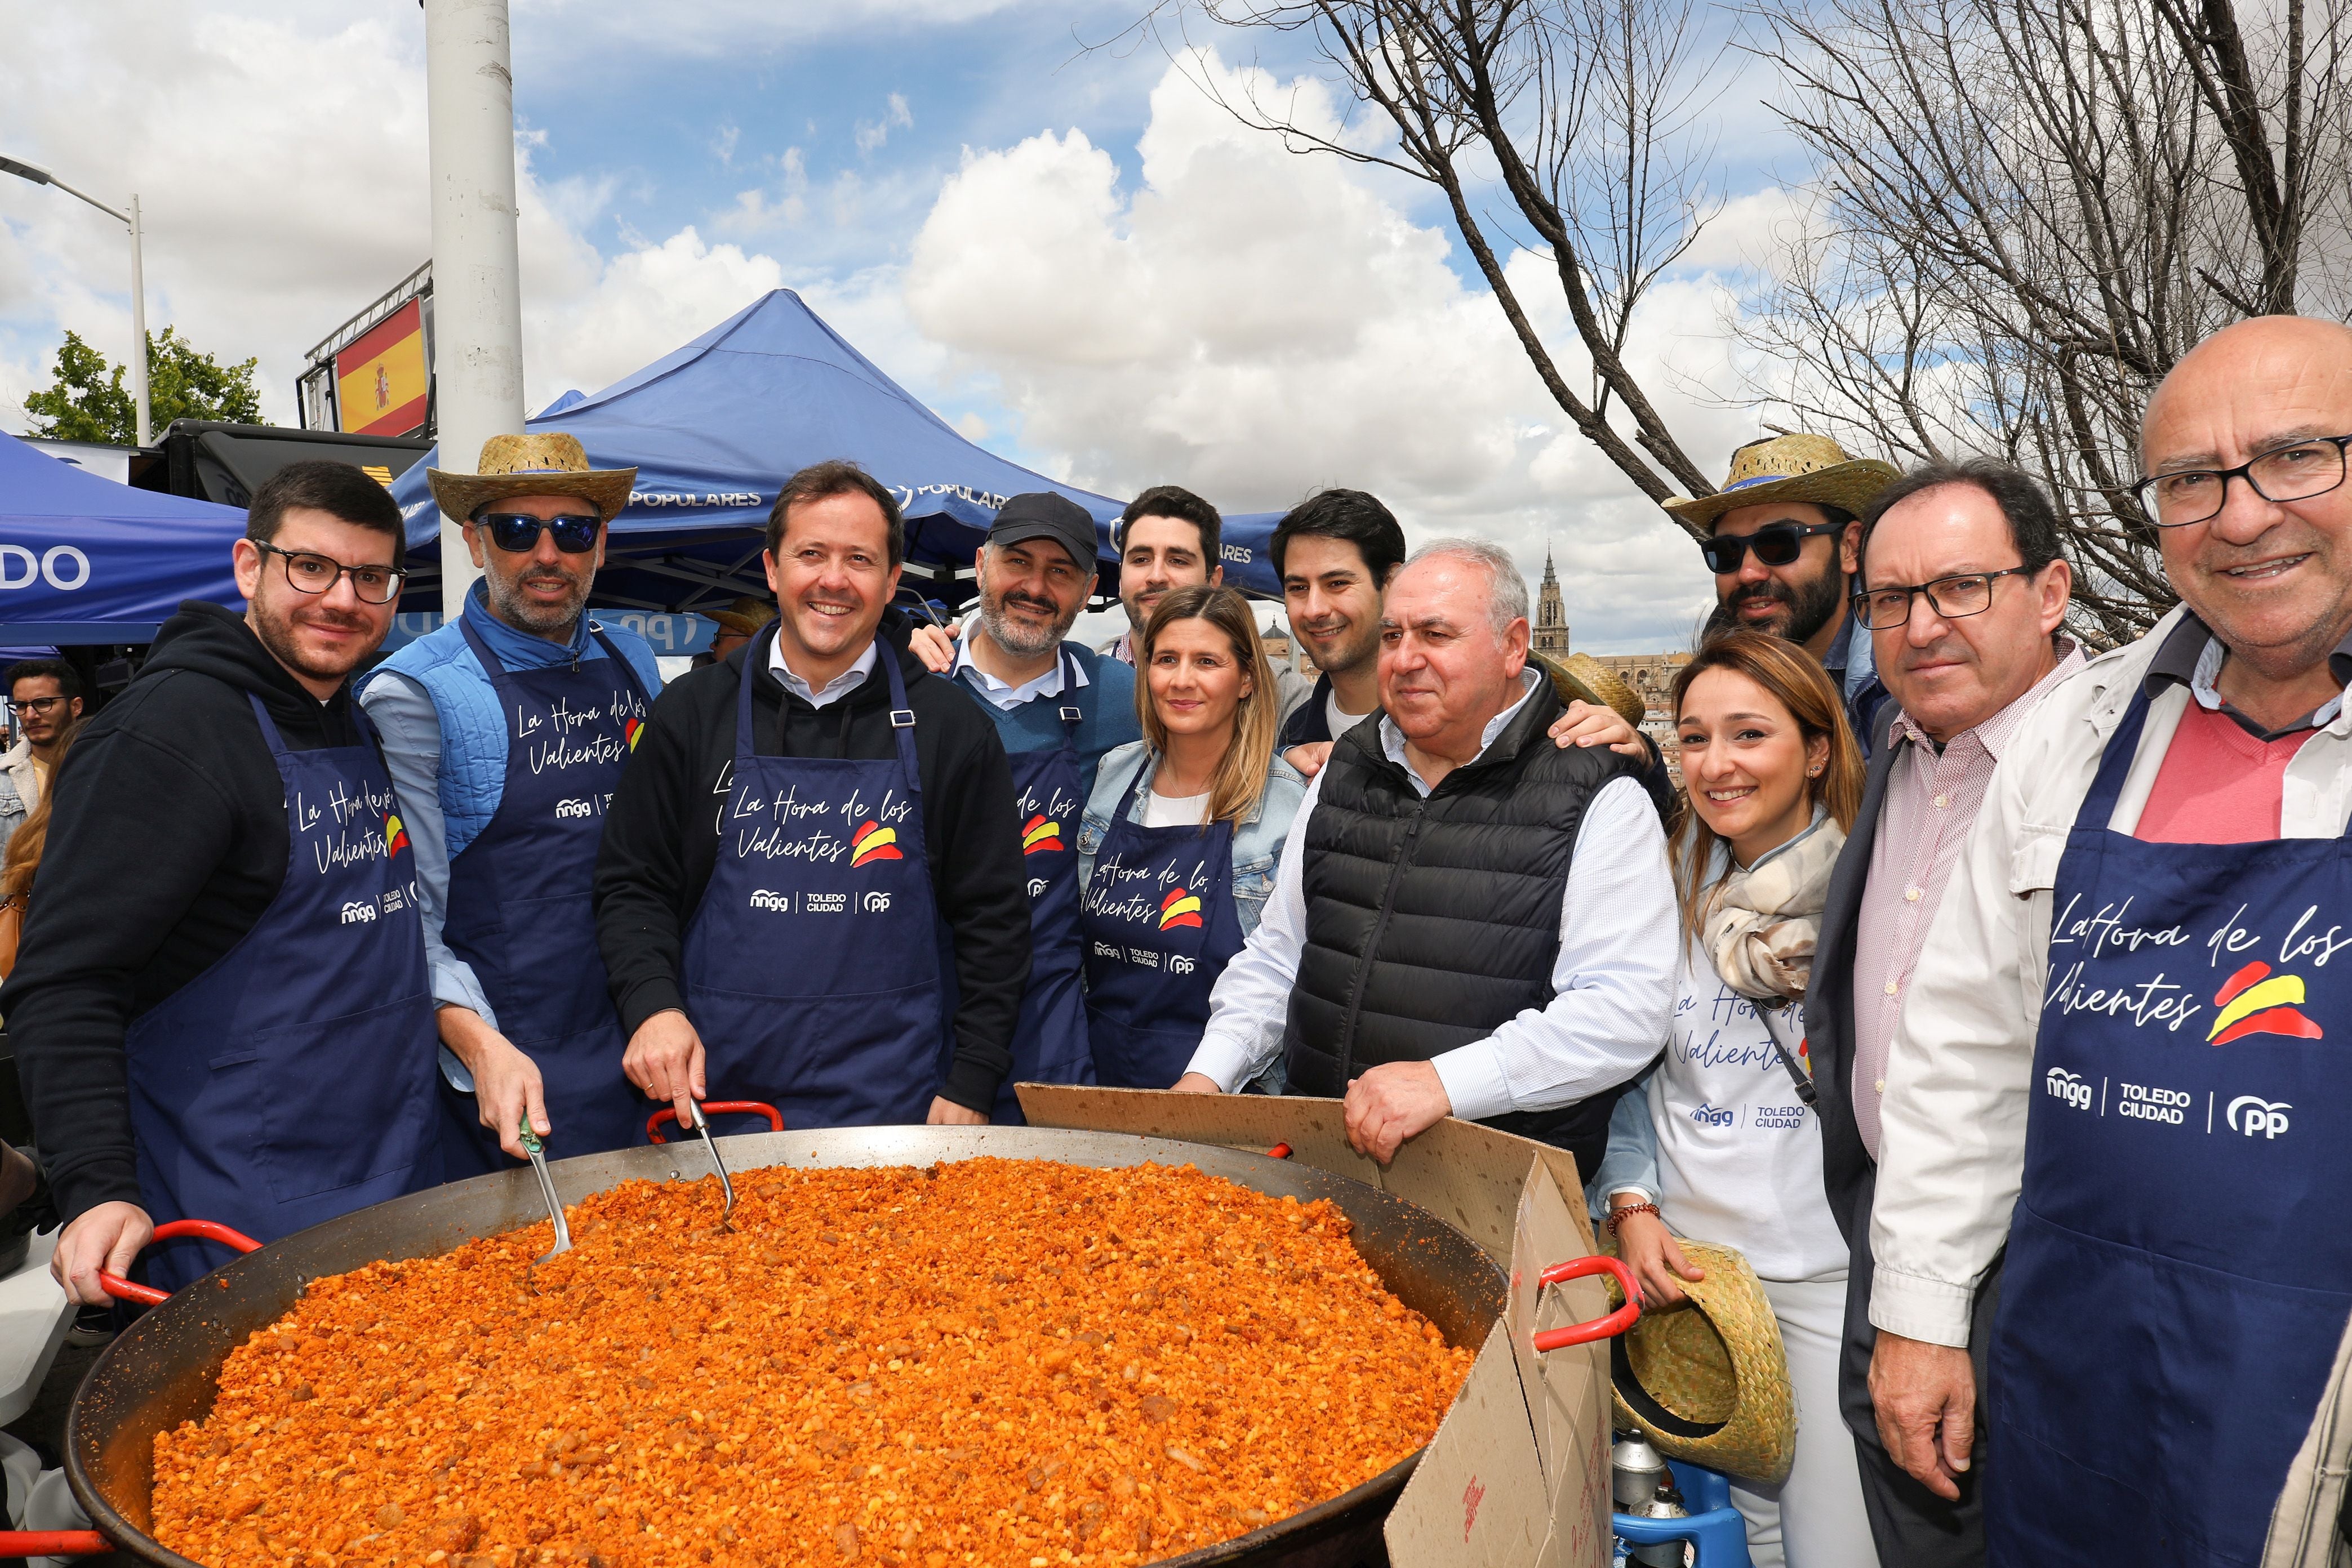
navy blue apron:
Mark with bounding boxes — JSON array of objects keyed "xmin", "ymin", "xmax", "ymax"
[
  {"xmin": 434, "ymin": 618, "xmax": 651, "ymax": 1176},
  {"xmin": 1079, "ymin": 763, "xmax": 1245, "ymax": 1088},
  {"xmin": 1989, "ymin": 687, "xmax": 2352, "ymax": 1566},
  {"xmin": 678, "ymin": 629, "xmax": 946, "ymax": 1127},
  {"xmin": 123, "ymin": 694, "xmax": 438, "ymax": 1292},
  {"xmin": 985, "ymin": 647, "xmax": 1097, "ymax": 1122}
]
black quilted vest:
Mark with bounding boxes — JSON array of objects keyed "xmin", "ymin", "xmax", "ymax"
[{"xmin": 1281, "ymin": 681, "xmax": 1636, "ymax": 1178}]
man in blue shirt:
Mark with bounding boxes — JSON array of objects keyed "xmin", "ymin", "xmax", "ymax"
[
  {"xmin": 361, "ymin": 434, "xmax": 663, "ymax": 1175},
  {"xmin": 938, "ymin": 495, "xmax": 1139, "ymax": 1120}
]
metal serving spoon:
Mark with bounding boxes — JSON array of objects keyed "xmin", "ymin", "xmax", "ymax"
[{"xmin": 518, "ymin": 1118, "xmax": 573, "ymax": 1264}]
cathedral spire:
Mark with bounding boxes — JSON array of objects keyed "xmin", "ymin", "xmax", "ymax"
[{"xmin": 1533, "ymin": 541, "xmax": 1570, "ymax": 656}]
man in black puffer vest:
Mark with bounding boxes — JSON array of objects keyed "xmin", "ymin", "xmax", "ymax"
[{"xmin": 1176, "ymin": 538, "xmax": 1677, "ymax": 1177}]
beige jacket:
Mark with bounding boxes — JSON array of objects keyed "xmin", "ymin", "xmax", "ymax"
[
  {"xmin": 1868, "ymin": 603, "xmax": 2352, "ymax": 1565},
  {"xmin": 0, "ymin": 736, "xmax": 43, "ymax": 862}
]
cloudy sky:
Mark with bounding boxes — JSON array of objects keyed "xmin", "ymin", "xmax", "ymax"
[{"xmin": 0, "ymin": 1, "xmax": 1809, "ymax": 652}]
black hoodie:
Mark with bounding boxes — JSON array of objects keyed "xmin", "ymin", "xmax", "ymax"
[
  {"xmin": 4, "ymin": 600, "xmax": 373, "ymax": 1222},
  {"xmin": 593, "ymin": 612, "xmax": 1031, "ymax": 1114}
]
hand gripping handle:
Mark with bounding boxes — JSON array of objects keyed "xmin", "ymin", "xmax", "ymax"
[
  {"xmin": 645, "ymin": 1101, "xmax": 785, "ymax": 1144},
  {"xmin": 99, "ymin": 1219, "xmax": 265, "ymax": 1306},
  {"xmin": 1531, "ymin": 1254, "xmax": 1643, "ymax": 1351}
]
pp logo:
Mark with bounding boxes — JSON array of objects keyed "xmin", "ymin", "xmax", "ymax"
[
  {"xmin": 1168, "ymin": 955, "xmax": 1195, "ymax": 976},
  {"xmin": 339, "ymin": 900, "xmax": 378, "ymax": 925},
  {"xmin": 2044, "ymin": 1067, "xmax": 2093, "ymax": 1110},
  {"xmin": 748, "ymin": 889, "xmax": 791, "ymax": 912},
  {"xmin": 861, "ymin": 890, "xmax": 891, "ymax": 914},
  {"xmin": 2226, "ymin": 1095, "xmax": 2292, "ymax": 1140},
  {"xmin": 1689, "ymin": 1103, "xmax": 1734, "ymax": 1128},
  {"xmin": 1027, "ymin": 877, "xmax": 1050, "ymax": 899}
]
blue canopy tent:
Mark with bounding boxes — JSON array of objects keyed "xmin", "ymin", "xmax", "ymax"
[
  {"xmin": 0, "ymin": 431, "xmax": 247, "ymax": 644},
  {"xmin": 388, "ymin": 290, "xmax": 1282, "ymax": 639}
]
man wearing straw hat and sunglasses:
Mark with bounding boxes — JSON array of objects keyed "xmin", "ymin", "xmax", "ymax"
[
  {"xmin": 360, "ymin": 434, "xmax": 663, "ymax": 1178},
  {"xmin": 1666, "ymin": 434, "xmax": 1901, "ymax": 752}
]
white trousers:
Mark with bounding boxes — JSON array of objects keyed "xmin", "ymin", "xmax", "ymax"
[{"xmin": 1726, "ymin": 1271, "xmax": 1876, "ymax": 1568}]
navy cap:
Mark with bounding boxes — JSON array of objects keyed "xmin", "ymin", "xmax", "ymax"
[{"xmin": 988, "ymin": 492, "xmax": 1101, "ymax": 574}]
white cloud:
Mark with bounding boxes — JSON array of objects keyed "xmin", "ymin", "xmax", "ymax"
[
  {"xmin": 904, "ymin": 51, "xmax": 1749, "ymax": 651},
  {"xmin": 856, "ymin": 92, "xmax": 915, "ymax": 154},
  {"xmin": 0, "ymin": 2, "xmax": 793, "ymax": 432}
]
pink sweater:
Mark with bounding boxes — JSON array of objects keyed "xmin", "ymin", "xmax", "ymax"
[{"xmin": 2136, "ymin": 698, "xmax": 2314, "ymax": 844}]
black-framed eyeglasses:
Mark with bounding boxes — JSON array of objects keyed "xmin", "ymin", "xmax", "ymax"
[
  {"xmin": 2132, "ymin": 434, "xmax": 2352, "ymax": 528},
  {"xmin": 1854, "ymin": 568, "xmax": 2034, "ymax": 630},
  {"xmin": 14, "ymin": 697, "xmax": 69, "ymax": 716},
  {"xmin": 478, "ymin": 511, "xmax": 603, "ymax": 555},
  {"xmin": 255, "ymin": 542, "xmax": 407, "ymax": 604},
  {"xmin": 1698, "ymin": 519, "xmax": 1844, "ymax": 574}
]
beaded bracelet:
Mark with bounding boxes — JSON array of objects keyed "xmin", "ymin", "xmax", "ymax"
[{"xmin": 1606, "ymin": 1201, "xmax": 1660, "ymax": 1238}]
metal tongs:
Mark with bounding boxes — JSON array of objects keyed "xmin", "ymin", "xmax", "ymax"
[
  {"xmin": 682, "ymin": 1098, "xmax": 738, "ymax": 1224},
  {"xmin": 519, "ymin": 1117, "xmax": 573, "ymax": 1264}
]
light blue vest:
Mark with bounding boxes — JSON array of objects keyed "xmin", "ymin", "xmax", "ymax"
[{"xmin": 372, "ymin": 590, "xmax": 662, "ymax": 858}]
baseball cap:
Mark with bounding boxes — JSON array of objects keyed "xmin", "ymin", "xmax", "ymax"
[{"xmin": 988, "ymin": 493, "xmax": 1102, "ymax": 574}]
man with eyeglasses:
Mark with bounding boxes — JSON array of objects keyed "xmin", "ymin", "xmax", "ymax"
[
  {"xmin": 359, "ymin": 435, "xmax": 661, "ymax": 1178},
  {"xmin": 1868, "ymin": 316, "xmax": 2352, "ymax": 1564},
  {"xmin": 7, "ymin": 460, "xmax": 440, "ymax": 1303},
  {"xmin": 0, "ymin": 658, "xmax": 85, "ymax": 857},
  {"xmin": 1786, "ymin": 458, "xmax": 2080, "ymax": 1565},
  {"xmin": 1668, "ymin": 434, "xmax": 1901, "ymax": 751}
]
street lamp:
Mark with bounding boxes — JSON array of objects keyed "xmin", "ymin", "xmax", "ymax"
[{"xmin": 0, "ymin": 154, "xmax": 150, "ymax": 447}]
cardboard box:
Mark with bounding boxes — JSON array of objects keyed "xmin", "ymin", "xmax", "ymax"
[{"xmin": 1017, "ymin": 1088, "xmax": 1615, "ymax": 1568}]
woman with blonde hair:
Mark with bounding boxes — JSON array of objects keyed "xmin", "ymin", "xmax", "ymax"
[
  {"xmin": 1590, "ymin": 630, "xmax": 1873, "ymax": 1565},
  {"xmin": 1077, "ymin": 585, "xmax": 1307, "ymax": 1088},
  {"xmin": 0, "ymin": 714, "xmax": 82, "ymax": 979}
]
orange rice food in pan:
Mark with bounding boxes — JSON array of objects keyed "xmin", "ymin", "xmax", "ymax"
[{"xmin": 151, "ymin": 1157, "xmax": 1472, "ymax": 1568}]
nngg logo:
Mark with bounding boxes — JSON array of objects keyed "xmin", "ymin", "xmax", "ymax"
[
  {"xmin": 2226, "ymin": 1095, "xmax": 2291, "ymax": 1140},
  {"xmin": 2044, "ymin": 1067, "xmax": 2092, "ymax": 1110},
  {"xmin": 554, "ymin": 798, "xmax": 593, "ymax": 819},
  {"xmin": 748, "ymin": 889, "xmax": 790, "ymax": 912},
  {"xmin": 339, "ymin": 900, "xmax": 377, "ymax": 925},
  {"xmin": 1689, "ymin": 1103, "xmax": 1734, "ymax": 1128}
]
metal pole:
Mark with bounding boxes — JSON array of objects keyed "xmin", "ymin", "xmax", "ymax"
[
  {"xmin": 423, "ymin": 0, "xmax": 524, "ymax": 621},
  {"xmin": 128, "ymin": 193, "xmax": 149, "ymax": 448}
]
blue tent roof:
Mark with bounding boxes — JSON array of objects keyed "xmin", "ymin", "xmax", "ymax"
[
  {"xmin": 0, "ymin": 431, "xmax": 247, "ymax": 643},
  {"xmin": 389, "ymin": 290, "xmax": 1281, "ymax": 614}
]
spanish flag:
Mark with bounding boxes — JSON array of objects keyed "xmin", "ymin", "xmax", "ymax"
[
  {"xmin": 1158, "ymin": 887, "xmax": 1203, "ymax": 930},
  {"xmin": 385, "ymin": 813, "xmax": 411, "ymax": 858},
  {"xmin": 2208, "ymin": 960, "xmax": 2324, "ymax": 1044},
  {"xmin": 1021, "ymin": 813, "xmax": 1063, "ymax": 855},
  {"xmin": 624, "ymin": 716, "xmax": 644, "ymax": 750},
  {"xmin": 333, "ymin": 297, "xmax": 430, "ymax": 438},
  {"xmin": 851, "ymin": 820, "xmax": 903, "ymax": 867}
]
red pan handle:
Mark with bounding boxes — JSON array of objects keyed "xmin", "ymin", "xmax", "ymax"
[
  {"xmin": 1265, "ymin": 1143, "xmax": 1292, "ymax": 1160},
  {"xmin": 98, "ymin": 1219, "xmax": 264, "ymax": 1306},
  {"xmin": 646, "ymin": 1101, "xmax": 785, "ymax": 1143},
  {"xmin": 1531, "ymin": 1254, "xmax": 1643, "ymax": 1351},
  {"xmin": 0, "ymin": 1530, "xmax": 110, "ymax": 1556}
]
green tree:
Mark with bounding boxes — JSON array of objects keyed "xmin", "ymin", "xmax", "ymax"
[{"xmin": 23, "ymin": 327, "xmax": 266, "ymax": 444}]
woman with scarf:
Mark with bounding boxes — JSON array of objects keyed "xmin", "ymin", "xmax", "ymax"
[{"xmin": 1592, "ymin": 630, "xmax": 1872, "ymax": 1566}]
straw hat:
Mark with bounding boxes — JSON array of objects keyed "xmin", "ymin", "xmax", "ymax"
[
  {"xmin": 425, "ymin": 433, "xmax": 637, "ymax": 526},
  {"xmin": 1536, "ymin": 652, "xmax": 1648, "ymax": 729},
  {"xmin": 1662, "ymin": 433, "xmax": 1899, "ymax": 532},
  {"xmin": 706, "ymin": 595, "xmax": 777, "ymax": 638},
  {"xmin": 1600, "ymin": 1234, "xmax": 1797, "ymax": 1485}
]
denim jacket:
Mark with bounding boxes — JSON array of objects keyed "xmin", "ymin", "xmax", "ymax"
[{"xmin": 1077, "ymin": 742, "xmax": 1309, "ymax": 941}]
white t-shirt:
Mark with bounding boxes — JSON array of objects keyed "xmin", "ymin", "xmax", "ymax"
[
  {"xmin": 1325, "ymin": 688, "xmax": 1373, "ymax": 742},
  {"xmin": 1140, "ymin": 787, "xmax": 1211, "ymax": 828},
  {"xmin": 1647, "ymin": 934, "xmax": 1848, "ymax": 1284}
]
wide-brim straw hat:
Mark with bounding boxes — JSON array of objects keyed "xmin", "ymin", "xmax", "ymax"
[
  {"xmin": 706, "ymin": 595, "xmax": 777, "ymax": 638},
  {"xmin": 1662, "ymin": 433, "xmax": 1899, "ymax": 532},
  {"xmin": 1535, "ymin": 652, "xmax": 1648, "ymax": 729},
  {"xmin": 426, "ymin": 433, "xmax": 637, "ymax": 526},
  {"xmin": 1600, "ymin": 1233, "xmax": 1797, "ymax": 1485}
]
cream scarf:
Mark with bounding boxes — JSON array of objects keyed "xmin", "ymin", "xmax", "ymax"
[{"xmin": 1700, "ymin": 813, "xmax": 1847, "ymax": 1004}]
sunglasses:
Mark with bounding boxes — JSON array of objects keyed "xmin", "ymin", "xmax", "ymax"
[
  {"xmin": 478, "ymin": 511, "xmax": 603, "ymax": 554},
  {"xmin": 1697, "ymin": 519, "xmax": 1844, "ymax": 574}
]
